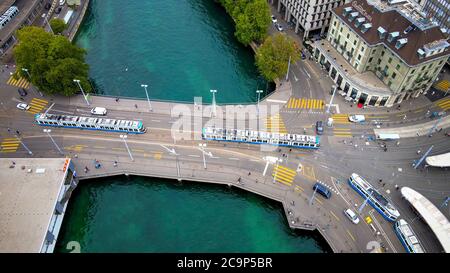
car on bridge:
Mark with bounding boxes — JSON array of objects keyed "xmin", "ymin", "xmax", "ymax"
[{"xmin": 349, "ymin": 114, "xmax": 365, "ymax": 123}]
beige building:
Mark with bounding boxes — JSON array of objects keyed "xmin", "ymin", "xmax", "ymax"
[{"xmin": 313, "ymin": 0, "xmax": 450, "ymax": 107}]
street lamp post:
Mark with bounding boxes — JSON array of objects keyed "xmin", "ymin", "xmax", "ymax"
[
  {"xmin": 15, "ymin": 136, "xmax": 33, "ymax": 155},
  {"xmin": 326, "ymin": 85, "xmax": 337, "ymax": 114},
  {"xmin": 120, "ymin": 135, "xmax": 134, "ymax": 162},
  {"xmin": 73, "ymin": 79, "xmax": 90, "ymax": 106},
  {"xmin": 198, "ymin": 143, "xmax": 208, "ymax": 169},
  {"xmin": 22, "ymin": 68, "xmax": 43, "ymax": 97},
  {"xmin": 309, "ymin": 185, "xmax": 318, "ymax": 206},
  {"xmin": 140, "ymin": 84, "xmax": 152, "ymax": 112},
  {"xmin": 285, "ymin": 55, "xmax": 291, "ymax": 81},
  {"xmin": 43, "ymin": 129, "xmax": 63, "ymax": 155},
  {"xmin": 359, "ymin": 191, "xmax": 373, "ymax": 213},
  {"xmin": 41, "ymin": 14, "xmax": 54, "ymax": 34},
  {"xmin": 210, "ymin": 89, "xmax": 217, "ymax": 117},
  {"xmin": 256, "ymin": 90, "xmax": 263, "ymax": 130}
]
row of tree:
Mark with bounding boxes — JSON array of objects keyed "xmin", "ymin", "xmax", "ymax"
[
  {"xmin": 218, "ymin": 0, "xmax": 300, "ymax": 82},
  {"xmin": 218, "ymin": 0, "xmax": 271, "ymax": 45},
  {"xmin": 13, "ymin": 24, "xmax": 91, "ymax": 96}
]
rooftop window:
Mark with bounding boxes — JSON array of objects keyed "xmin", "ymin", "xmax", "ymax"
[
  {"xmin": 395, "ymin": 38, "xmax": 408, "ymax": 49},
  {"xmin": 387, "ymin": 32, "xmax": 400, "ymax": 43},
  {"xmin": 377, "ymin": 26, "xmax": 387, "ymax": 39}
]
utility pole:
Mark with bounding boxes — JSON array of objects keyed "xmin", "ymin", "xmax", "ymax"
[
  {"xmin": 413, "ymin": 145, "xmax": 434, "ymax": 169},
  {"xmin": 309, "ymin": 186, "xmax": 318, "ymax": 206},
  {"xmin": 326, "ymin": 85, "xmax": 337, "ymax": 114},
  {"xmin": 141, "ymin": 84, "xmax": 152, "ymax": 112},
  {"xmin": 22, "ymin": 68, "xmax": 43, "ymax": 97},
  {"xmin": 199, "ymin": 143, "xmax": 208, "ymax": 169},
  {"xmin": 120, "ymin": 135, "xmax": 134, "ymax": 161},
  {"xmin": 44, "ymin": 129, "xmax": 63, "ymax": 155},
  {"xmin": 73, "ymin": 79, "xmax": 90, "ymax": 106},
  {"xmin": 16, "ymin": 136, "xmax": 33, "ymax": 155}
]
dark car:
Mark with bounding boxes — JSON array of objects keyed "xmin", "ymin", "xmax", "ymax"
[
  {"xmin": 313, "ymin": 183, "xmax": 332, "ymax": 199},
  {"xmin": 315, "ymin": 121, "xmax": 323, "ymax": 135},
  {"xmin": 45, "ymin": 3, "xmax": 51, "ymax": 10},
  {"xmin": 55, "ymin": 7, "xmax": 62, "ymax": 14},
  {"xmin": 17, "ymin": 88, "xmax": 28, "ymax": 97}
]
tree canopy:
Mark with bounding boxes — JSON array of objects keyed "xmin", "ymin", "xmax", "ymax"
[
  {"xmin": 255, "ymin": 33, "xmax": 301, "ymax": 81},
  {"xmin": 13, "ymin": 26, "xmax": 91, "ymax": 96},
  {"xmin": 218, "ymin": 0, "xmax": 271, "ymax": 45},
  {"xmin": 49, "ymin": 18, "xmax": 68, "ymax": 35}
]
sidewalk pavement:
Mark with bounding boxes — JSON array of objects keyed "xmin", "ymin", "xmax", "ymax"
[{"xmin": 374, "ymin": 115, "xmax": 450, "ymax": 138}]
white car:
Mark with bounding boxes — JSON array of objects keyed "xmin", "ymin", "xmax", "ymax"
[
  {"xmin": 17, "ymin": 103, "xmax": 30, "ymax": 111},
  {"xmin": 348, "ymin": 114, "xmax": 365, "ymax": 123},
  {"xmin": 91, "ymin": 107, "xmax": 107, "ymax": 116},
  {"xmin": 271, "ymin": 15, "xmax": 277, "ymax": 24},
  {"xmin": 59, "ymin": 0, "xmax": 65, "ymax": 6},
  {"xmin": 344, "ymin": 209, "xmax": 360, "ymax": 224}
]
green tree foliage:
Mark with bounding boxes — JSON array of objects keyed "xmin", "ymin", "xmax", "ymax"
[
  {"xmin": 218, "ymin": 0, "xmax": 271, "ymax": 45},
  {"xmin": 13, "ymin": 26, "xmax": 91, "ymax": 96},
  {"xmin": 255, "ymin": 34, "xmax": 300, "ymax": 81},
  {"xmin": 49, "ymin": 18, "xmax": 67, "ymax": 34}
]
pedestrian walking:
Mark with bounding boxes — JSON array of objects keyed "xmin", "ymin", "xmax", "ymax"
[
  {"xmin": 16, "ymin": 130, "xmax": 20, "ymax": 135},
  {"xmin": 115, "ymin": 97, "xmax": 120, "ymax": 102},
  {"xmin": 135, "ymin": 104, "xmax": 138, "ymax": 108},
  {"xmin": 248, "ymin": 172, "xmax": 251, "ymax": 176},
  {"xmin": 113, "ymin": 160, "xmax": 118, "ymax": 167},
  {"xmin": 7, "ymin": 128, "xmax": 11, "ymax": 133}
]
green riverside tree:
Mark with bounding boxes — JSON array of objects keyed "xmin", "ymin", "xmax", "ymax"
[
  {"xmin": 49, "ymin": 18, "xmax": 68, "ymax": 35},
  {"xmin": 255, "ymin": 34, "xmax": 301, "ymax": 81},
  {"xmin": 218, "ymin": 0, "xmax": 270, "ymax": 45},
  {"xmin": 13, "ymin": 26, "xmax": 91, "ymax": 96}
]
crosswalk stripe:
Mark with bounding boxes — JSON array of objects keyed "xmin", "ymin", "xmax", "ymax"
[
  {"xmin": 32, "ymin": 98, "xmax": 48, "ymax": 104},
  {"xmin": 276, "ymin": 165, "xmax": 296, "ymax": 175}
]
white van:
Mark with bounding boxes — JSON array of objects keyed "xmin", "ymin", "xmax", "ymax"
[
  {"xmin": 91, "ymin": 107, "xmax": 107, "ymax": 116},
  {"xmin": 344, "ymin": 209, "xmax": 360, "ymax": 224},
  {"xmin": 348, "ymin": 114, "xmax": 365, "ymax": 123}
]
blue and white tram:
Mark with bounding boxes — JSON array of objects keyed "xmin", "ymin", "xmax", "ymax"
[
  {"xmin": 348, "ymin": 173, "xmax": 400, "ymax": 222},
  {"xmin": 34, "ymin": 113, "xmax": 146, "ymax": 134},
  {"xmin": 202, "ymin": 127, "xmax": 320, "ymax": 149},
  {"xmin": 394, "ymin": 219, "xmax": 425, "ymax": 253}
]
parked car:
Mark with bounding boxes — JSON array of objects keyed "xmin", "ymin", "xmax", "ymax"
[
  {"xmin": 276, "ymin": 23, "xmax": 283, "ymax": 32},
  {"xmin": 344, "ymin": 209, "xmax": 360, "ymax": 224},
  {"xmin": 59, "ymin": 0, "xmax": 66, "ymax": 6},
  {"xmin": 55, "ymin": 7, "xmax": 62, "ymax": 14},
  {"xmin": 271, "ymin": 15, "xmax": 277, "ymax": 24},
  {"xmin": 91, "ymin": 107, "xmax": 107, "ymax": 116},
  {"xmin": 315, "ymin": 121, "xmax": 324, "ymax": 135},
  {"xmin": 349, "ymin": 114, "xmax": 365, "ymax": 123},
  {"xmin": 313, "ymin": 183, "xmax": 332, "ymax": 199},
  {"xmin": 45, "ymin": 3, "xmax": 51, "ymax": 10},
  {"xmin": 17, "ymin": 88, "xmax": 27, "ymax": 97},
  {"xmin": 16, "ymin": 103, "xmax": 30, "ymax": 111}
]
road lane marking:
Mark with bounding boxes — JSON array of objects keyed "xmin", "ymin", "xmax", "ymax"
[
  {"xmin": 314, "ymin": 197, "xmax": 323, "ymax": 205},
  {"xmin": 228, "ymin": 158, "xmax": 239, "ymax": 160},
  {"xmin": 330, "ymin": 210, "xmax": 340, "ymax": 221},
  {"xmin": 346, "ymin": 229, "xmax": 356, "ymax": 242},
  {"xmin": 188, "ymin": 155, "xmax": 200, "ymax": 158},
  {"xmin": 369, "ymin": 210, "xmax": 397, "ymax": 253}
]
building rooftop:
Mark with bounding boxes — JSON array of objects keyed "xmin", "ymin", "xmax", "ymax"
[
  {"xmin": 0, "ymin": 158, "xmax": 69, "ymax": 253},
  {"xmin": 333, "ymin": 0, "xmax": 450, "ymax": 66}
]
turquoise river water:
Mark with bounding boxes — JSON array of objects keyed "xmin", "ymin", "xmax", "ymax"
[{"xmin": 55, "ymin": 0, "xmax": 330, "ymax": 252}]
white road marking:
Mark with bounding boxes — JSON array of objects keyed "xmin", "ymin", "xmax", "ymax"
[
  {"xmin": 229, "ymin": 158, "xmax": 240, "ymax": 160},
  {"xmin": 302, "ymin": 67, "xmax": 311, "ymax": 78},
  {"xmin": 331, "ymin": 177, "xmax": 349, "ymax": 206},
  {"xmin": 151, "ymin": 120, "xmax": 161, "ymax": 122},
  {"xmin": 51, "ymin": 109, "xmax": 77, "ymax": 114},
  {"xmin": 266, "ymin": 99, "xmax": 287, "ymax": 103},
  {"xmin": 369, "ymin": 210, "xmax": 397, "ymax": 253},
  {"xmin": 188, "ymin": 155, "xmax": 200, "ymax": 158}
]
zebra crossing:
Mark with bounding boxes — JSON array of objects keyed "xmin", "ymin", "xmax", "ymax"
[
  {"xmin": 27, "ymin": 98, "xmax": 48, "ymax": 114},
  {"xmin": 272, "ymin": 165, "xmax": 297, "ymax": 186},
  {"xmin": 433, "ymin": 80, "xmax": 450, "ymax": 92},
  {"xmin": 6, "ymin": 76, "xmax": 30, "ymax": 89},
  {"xmin": 286, "ymin": 97, "xmax": 325, "ymax": 110},
  {"xmin": 0, "ymin": 138, "xmax": 20, "ymax": 153},
  {"xmin": 331, "ymin": 114, "xmax": 350, "ymax": 124},
  {"xmin": 265, "ymin": 113, "xmax": 288, "ymax": 134},
  {"xmin": 316, "ymin": 180, "xmax": 339, "ymax": 195},
  {"xmin": 333, "ymin": 128, "xmax": 352, "ymax": 138},
  {"xmin": 435, "ymin": 97, "xmax": 450, "ymax": 111}
]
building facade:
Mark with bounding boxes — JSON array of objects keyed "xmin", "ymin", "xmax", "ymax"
[
  {"xmin": 419, "ymin": 0, "xmax": 450, "ymax": 31},
  {"xmin": 0, "ymin": 0, "xmax": 45, "ymax": 61},
  {"xmin": 313, "ymin": 0, "xmax": 450, "ymax": 107},
  {"xmin": 269, "ymin": 0, "xmax": 351, "ymax": 38}
]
